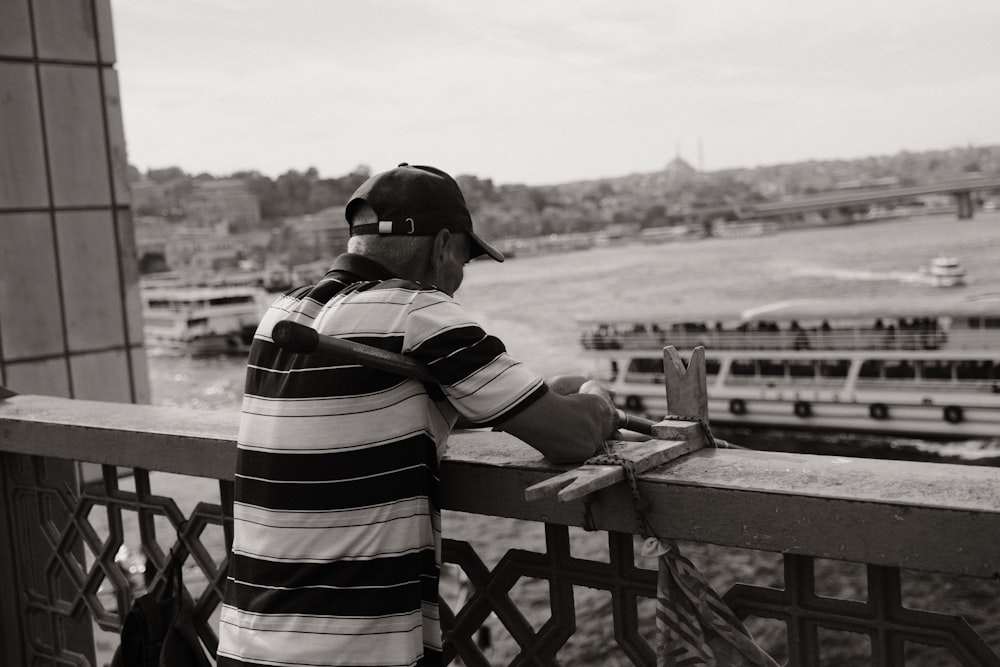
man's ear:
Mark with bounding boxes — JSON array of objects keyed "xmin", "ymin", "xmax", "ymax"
[{"xmin": 431, "ymin": 228, "xmax": 452, "ymax": 271}]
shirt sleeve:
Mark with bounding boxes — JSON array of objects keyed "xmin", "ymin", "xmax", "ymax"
[{"xmin": 403, "ymin": 290, "xmax": 546, "ymax": 425}]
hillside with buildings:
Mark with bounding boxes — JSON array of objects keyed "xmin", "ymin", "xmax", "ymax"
[{"xmin": 130, "ymin": 144, "xmax": 1000, "ymax": 279}]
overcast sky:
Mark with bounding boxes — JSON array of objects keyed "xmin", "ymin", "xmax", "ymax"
[{"xmin": 109, "ymin": 1, "xmax": 1000, "ymax": 185}]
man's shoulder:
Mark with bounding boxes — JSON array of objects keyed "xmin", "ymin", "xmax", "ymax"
[{"xmin": 344, "ymin": 278, "xmax": 453, "ymax": 305}]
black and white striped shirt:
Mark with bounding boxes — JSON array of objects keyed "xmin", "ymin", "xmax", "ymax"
[{"xmin": 218, "ymin": 254, "xmax": 546, "ymax": 667}]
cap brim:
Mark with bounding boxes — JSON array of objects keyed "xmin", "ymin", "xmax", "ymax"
[{"xmin": 469, "ymin": 230, "xmax": 505, "ymax": 262}]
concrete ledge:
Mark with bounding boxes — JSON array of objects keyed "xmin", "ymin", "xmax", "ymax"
[
  {"xmin": 0, "ymin": 394, "xmax": 237, "ymax": 478},
  {"xmin": 2, "ymin": 394, "xmax": 998, "ymax": 577},
  {"xmin": 442, "ymin": 430, "xmax": 1000, "ymax": 578}
]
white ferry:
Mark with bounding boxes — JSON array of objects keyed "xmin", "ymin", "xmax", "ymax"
[
  {"xmin": 142, "ymin": 285, "xmax": 270, "ymax": 355},
  {"xmin": 579, "ymin": 295, "xmax": 1000, "ymax": 439},
  {"xmin": 917, "ymin": 256, "xmax": 966, "ymax": 288}
]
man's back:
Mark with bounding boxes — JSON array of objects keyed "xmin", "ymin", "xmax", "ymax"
[{"xmin": 217, "ymin": 256, "xmax": 546, "ymax": 667}]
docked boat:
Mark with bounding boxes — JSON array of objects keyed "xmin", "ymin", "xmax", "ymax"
[
  {"xmin": 142, "ymin": 285, "xmax": 270, "ymax": 355},
  {"xmin": 579, "ymin": 295, "xmax": 1000, "ymax": 439}
]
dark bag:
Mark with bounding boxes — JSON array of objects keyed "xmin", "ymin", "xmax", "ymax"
[{"xmin": 111, "ymin": 553, "xmax": 211, "ymax": 667}]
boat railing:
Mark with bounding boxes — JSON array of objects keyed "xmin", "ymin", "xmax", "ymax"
[
  {"xmin": 855, "ymin": 377, "xmax": 1000, "ymax": 394},
  {"xmin": 1, "ymin": 393, "xmax": 999, "ymax": 666},
  {"xmin": 949, "ymin": 330, "xmax": 1000, "ymax": 350},
  {"xmin": 717, "ymin": 375, "xmax": 998, "ymax": 394},
  {"xmin": 623, "ymin": 372, "xmax": 667, "ymax": 385},
  {"xmin": 721, "ymin": 376, "xmax": 850, "ymax": 389},
  {"xmin": 582, "ymin": 326, "xmax": 1000, "ymax": 353},
  {"xmin": 622, "ymin": 373, "xmax": 853, "ymax": 389}
]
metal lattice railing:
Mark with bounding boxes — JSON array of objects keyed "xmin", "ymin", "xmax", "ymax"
[
  {"xmin": 4, "ymin": 455, "xmax": 233, "ymax": 664},
  {"xmin": 441, "ymin": 527, "xmax": 658, "ymax": 666},
  {"xmin": 1, "ymin": 394, "xmax": 999, "ymax": 666},
  {"xmin": 4, "ymin": 454, "xmax": 1000, "ymax": 666},
  {"xmin": 726, "ymin": 555, "xmax": 1000, "ymax": 666},
  {"xmin": 437, "ymin": 522, "xmax": 1000, "ymax": 667}
]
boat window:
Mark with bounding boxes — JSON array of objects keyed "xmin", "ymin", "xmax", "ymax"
[
  {"xmin": 759, "ymin": 360, "xmax": 784, "ymax": 376},
  {"xmin": 627, "ymin": 358, "xmax": 662, "ymax": 374},
  {"xmin": 966, "ymin": 317, "xmax": 981, "ymax": 328},
  {"xmin": 730, "ymin": 359, "xmax": 755, "ymax": 376},
  {"xmin": 920, "ymin": 361, "xmax": 952, "ymax": 380},
  {"xmin": 859, "ymin": 360, "xmax": 882, "ymax": 378},
  {"xmin": 956, "ymin": 360, "xmax": 996, "ymax": 380},
  {"xmin": 187, "ymin": 317, "xmax": 208, "ymax": 326},
  {"xmin": 208, "ymin": 296, "xmax": 254, "ymax": 306},
  {"xmin": 986, "ymin": 318, "xmax": 1000, "ymax": 329},
  {"xmin": 705, "ymin": 358, "xmax": 721, "ymax": 376},
  {"xmin": 788, "ymin": 361, "xmax": 815, "ymax": 378},
  {"xmin": 590, "ymin": 359, "xmax": 619, "ymax": 382},
  {"xmin": 884, "ymin": 360, "xmax": 916, "ymax": 379},
  {"xmin": 819, "ymin": 360, "xmax": 850, "ymax": 378}
]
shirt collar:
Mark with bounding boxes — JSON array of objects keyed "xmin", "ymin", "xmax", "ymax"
[{"xmin": 327, "ymin": 253, "xmax": 399, "ymax": 282}]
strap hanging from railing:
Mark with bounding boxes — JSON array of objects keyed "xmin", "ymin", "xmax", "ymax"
[
  {"xmin": 645, "ymin": 537, "xmax": 779, "ymax": 666},
  {"xmin": 650, "ymin": 347, "xmax": 779, "ymax": 666}
]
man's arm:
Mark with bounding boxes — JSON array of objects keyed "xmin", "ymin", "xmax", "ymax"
[{"xmin": 497, "ymin": 385, "xmax": 617, "ymax": 463}]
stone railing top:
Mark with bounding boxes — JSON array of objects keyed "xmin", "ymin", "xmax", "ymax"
[
  {"xmin": 2, "ymin": 393, "xmax": 999, "ymax": 577},
  {"xmin": 0, "ymin": 394, "xmax": 238, "ymax": 477}
]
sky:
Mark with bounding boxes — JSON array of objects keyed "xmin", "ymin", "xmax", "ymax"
[{"xmin": 109, "ymin": 1, "xmax": 1000, "ymax": 186}]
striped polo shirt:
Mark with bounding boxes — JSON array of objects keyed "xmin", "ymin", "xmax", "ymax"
[{"xmin": 218, "ymin": 254, "xmax": 546, "ymax": 667}]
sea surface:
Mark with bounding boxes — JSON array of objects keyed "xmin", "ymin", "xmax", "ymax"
[{"xmin": 147, "ymin": 210, "xmax": 1000, "ymax": 464}]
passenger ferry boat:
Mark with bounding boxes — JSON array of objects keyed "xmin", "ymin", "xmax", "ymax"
[
  {"xmin": 579, "ymin": 295, "xmax": 1000, "ymax": 439},
  {"xmin": 141, "ymin": 284, "xmax": 270, "ymax": 355},
  {"xmin": 917, "ymin": 256, "xmax": 966, "ymax": 287}
]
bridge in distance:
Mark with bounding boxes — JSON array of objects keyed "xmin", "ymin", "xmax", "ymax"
[{"xmin": 686, "ymin": 175, "xmax": 1000, "ymax": 222}]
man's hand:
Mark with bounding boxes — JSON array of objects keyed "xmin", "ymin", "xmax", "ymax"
[
  {"xmin": 578, "ymin": 379, "xmax": 615, "ymax": 404},
  {"xmin": 579, "ymin": 380, "xmax": 651, "ymax": 442},
  {"xmin": 546, "ymin": 374, "xmax": 588, "ymax": 395}
]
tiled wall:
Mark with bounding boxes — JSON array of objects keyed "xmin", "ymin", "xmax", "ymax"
[{"xmin": 0, "ymin": 0, "xmax": 149, "ymax": 403}]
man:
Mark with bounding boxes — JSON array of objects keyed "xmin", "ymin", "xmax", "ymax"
[{"xmin": 217, "ymin": 163, "xmax": 618, "ymax": 667}]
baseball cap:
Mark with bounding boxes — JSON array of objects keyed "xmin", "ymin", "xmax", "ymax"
[{"xmin": 345, "ymin": 163, "xmax": 504, "ymax": 262}]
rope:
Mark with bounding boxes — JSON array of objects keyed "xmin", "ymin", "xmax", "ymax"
[
  {"xmin": 583, "ymin": 451, "xmax": 655, "ymax": 539},
  {"xmin": 663, "ymin": 414, "xmax": 744, "ymax": 450},
  {"xmin": 664, "ymin": 414, "xmax": 718, "ymax": 449},
  {"xmin": 583, "ymin": 413, "xmax": 714, "ymax": 539}
]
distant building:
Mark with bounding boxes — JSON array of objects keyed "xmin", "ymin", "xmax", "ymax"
[
  {"xmin": 131, "ymin": 180, "xmax": 167, "ymax": 213},
  {"xmin": 165, "ymin": 225, "xmax": 243, "ymax": 273},
  {"xmin": 597, "ymin": 222, "xmax": 640, "ymax": 243},
  {"xmin": 664, "ymin": 156, "xmax": 697, "ymax": 182},
  {"xmin": 185, "ymin": 179, "xmax": 261, "ymax": 231},
  {"xmin": 133, "ymin": 216, "xmax": 173, "ymax": 273},
  {"xmin": 916, "ymin": 193, "xmax": 956, "ymax": 212},
  {"xmin": 284, "ymin": 207, "xmax": 351, "ymax": 264}
]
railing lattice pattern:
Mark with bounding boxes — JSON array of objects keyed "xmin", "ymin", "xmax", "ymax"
[
  {"xmin": 5, "ymin": 455, "xmax": 232, "ymax": 664},
  {"xmin": 3, "ymin": 450, "xmax": 998, "ymax": 666}
]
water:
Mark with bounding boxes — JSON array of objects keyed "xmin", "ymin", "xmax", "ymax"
[{"xmin": 146, "ymin": 211, "xmax": 1000, "ymax": 465}]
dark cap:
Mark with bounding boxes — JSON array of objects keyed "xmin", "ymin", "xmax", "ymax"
[{"xmin": 345, "ymin": 163, "xmax": 504, "ymax": 262}]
